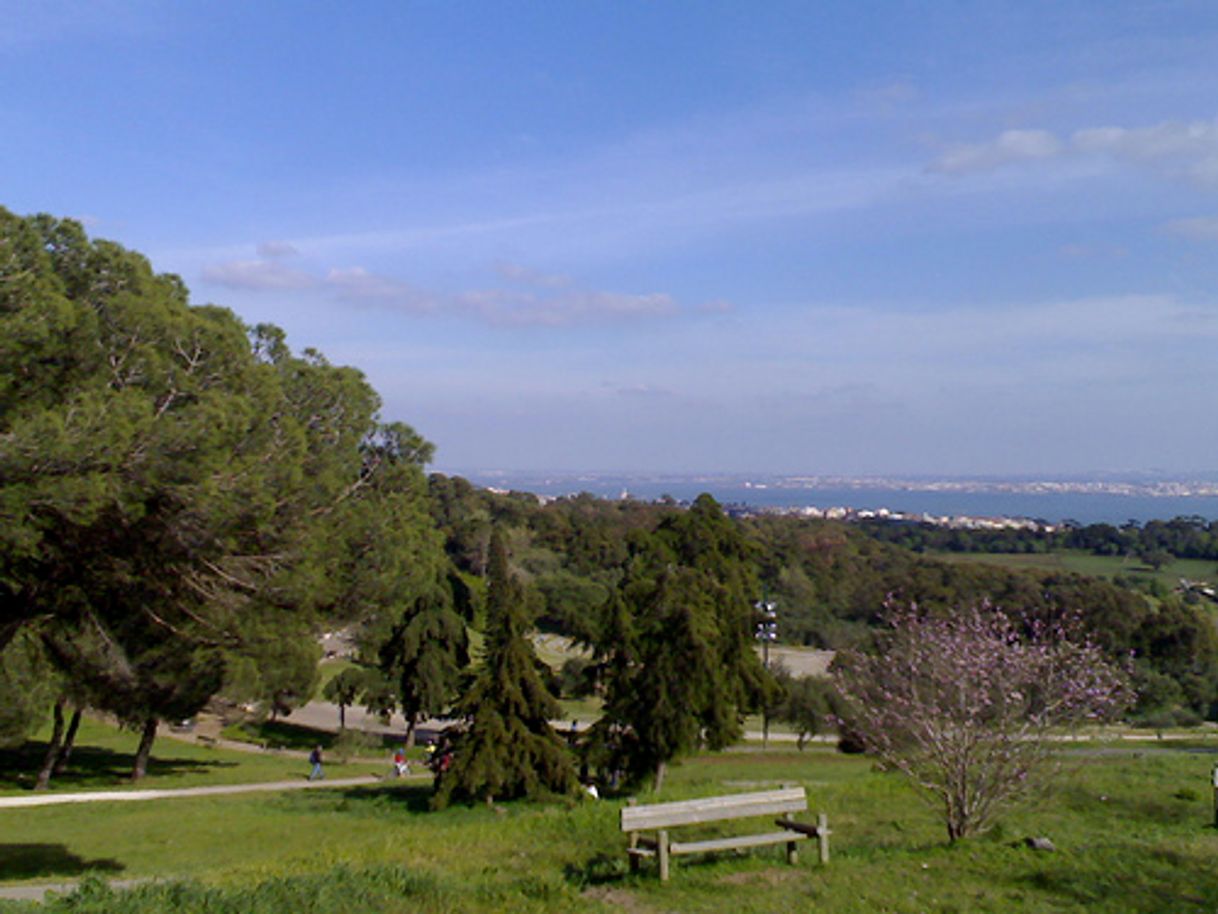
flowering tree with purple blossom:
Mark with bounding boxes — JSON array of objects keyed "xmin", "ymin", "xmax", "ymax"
[{"xmin": 833, "ymin": 603, "xmax": 1131, "ymax": 842}]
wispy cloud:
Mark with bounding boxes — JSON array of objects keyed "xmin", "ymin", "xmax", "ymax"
[
  {"xmin": 256, "ymin": 240, "xmax": 299, "ymax": 259},
  {"xmin": 930, "ymin": 129, "xmax": 1062, "ymax": 175},
  {"xmin": 929, "ymin": 116, "xmax": 1218, "ymax": 187},
  {"xmin": 1164, "ymin": 215, "xmax": 1218, "ymax": 240},
  {"xmin": 199, "ymin": 252, "xmax": 688, "ymax": 327},
  {"xmin": 1074, "ymin": 118, "xmax": 1218, "ymax": 185},
  {"xmin": 602, "ymin": 382, "xmax": 674, "ymax": 399}
]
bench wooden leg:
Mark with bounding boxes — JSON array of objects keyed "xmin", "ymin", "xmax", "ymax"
[
  {"xmin": 658, "ymin": 830, "xmax": 670, "ymax": 882},
  {"xmin": 817, "ymin": 813, "xmax": 830, "ymax": 864},
  {"xmin": 786, "ymin": 839, "xmax": 798, "ymax": 865},
  {"xmin": 628, "ymin": 832, "xmax": 640, "ymax": 873}
]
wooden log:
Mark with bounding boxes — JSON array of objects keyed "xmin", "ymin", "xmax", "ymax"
[{"xmin": 658, "ymin": 829, "xmax": 670, "ymax": 882}]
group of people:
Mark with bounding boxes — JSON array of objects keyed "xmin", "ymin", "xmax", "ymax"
[{"xmin": 305, "ymin": 737, "xmax": 452, "ymax": 781}]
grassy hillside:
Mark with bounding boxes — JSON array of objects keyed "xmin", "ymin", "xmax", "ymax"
[
  {"xmin": 930, "ymin": 549, "xmax": 1218, "ymax": 592},
  {"xmin": 3, "ymin": 740, "xmax": 1217, "ymax": 912}
]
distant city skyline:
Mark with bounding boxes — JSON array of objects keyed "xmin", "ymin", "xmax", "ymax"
[{"xmin": 5, "ymin": 2, "xmax": 1218, "ymax": 475}]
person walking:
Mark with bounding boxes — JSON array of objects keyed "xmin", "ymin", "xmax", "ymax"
[{"xmin": 308, "ymin": 744, "xmax": 325, "ymax": 781}]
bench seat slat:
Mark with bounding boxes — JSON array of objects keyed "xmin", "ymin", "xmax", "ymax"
[
  {"xmin": 670, "ymin": 830, "xmax": 806, "ymax": 855},
  {"xmin": 620, "ymin": 788, "xmax": 807, "ymax": 831}
]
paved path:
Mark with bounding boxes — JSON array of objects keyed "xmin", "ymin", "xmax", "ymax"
[
  {"xmin": 0, "ymin": 773, "xmax": 431, "ymax": 810},
  {"xmin": 0, "ymin": 880, "xmax": 147, "ymax": 903}
]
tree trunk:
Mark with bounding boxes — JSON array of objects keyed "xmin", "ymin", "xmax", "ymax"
[
  {"xmin": 404, "ymin": 711, "xmax": 417, "ymax": 748},
  {"xmin": 131, "ymin": 716, "xmax": 158, "ymax": 781},
  {"xmin": 35, "ymin": 698, "xmax": 67, "ymax": 791},
  {"xmin": 653, "ymin": 760, "xmax": 667, "ymax": 793},
  {"xmin": 338, "ymin": 703, "xmax": 346, "ymax": 731},
  {"xmin": 0, "ymin": 620, "xmax": 22, "ymax": 655},
  {"xmin": 53, "ymin": 706, "xmax": 83, "ymax": 774}
]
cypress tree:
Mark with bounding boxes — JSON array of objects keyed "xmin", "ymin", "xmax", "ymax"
[
  {"xmin": 433, "ymin": 529, "xmax": 574, "ymax": 807},
  {"xmin": 589, "ymin": 494, "xmax": 776, "ymax": 790}
]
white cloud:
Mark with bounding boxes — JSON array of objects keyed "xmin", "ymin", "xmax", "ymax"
[
  {"xmin": 1072, "ymin": 117, "xmax": 1218, "ymax": 185},
  {"xmin": 929, "ymin": 129, "xmax": 1062, "ymax": 174},
  {"xmin": 200, "ymin": 258, "xmax": 315, "ymax": 291},
  {"xmin": 929, "ymin": 116, "xmax": 1218, "ymax": 187}
]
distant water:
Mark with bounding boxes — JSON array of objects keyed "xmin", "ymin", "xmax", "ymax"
[{"xmin": 455, "ymin": 474, "xmax": 1218, "ymax": 526}]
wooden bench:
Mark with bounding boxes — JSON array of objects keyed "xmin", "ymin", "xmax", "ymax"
[{"xmin": 621, "ymin": 787, "xmax": 829, "ymax": 881}]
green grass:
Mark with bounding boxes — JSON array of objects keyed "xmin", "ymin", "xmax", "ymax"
[
  {"xmin": 316, "ymin": 658, "xmax": 357, "ymax": 690},
  {"xmin": 931, "ymin": 548, "xmax": 1218, "ymax": 591},
  {"xmin": 0, "ymin": 717, "xmax": 384, "ymax": 797},
  {"xmin": 554, "ymin": 697, "xmax": 603, "ymax": 723},
  {"xmin": 5, "ymin": 739, "xmax": 1218, "ymax": 912}
]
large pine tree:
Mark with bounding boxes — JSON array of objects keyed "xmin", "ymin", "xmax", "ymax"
[{"xmin": 432, "ymin": 529, "xmax": 574, "ymax": 807}]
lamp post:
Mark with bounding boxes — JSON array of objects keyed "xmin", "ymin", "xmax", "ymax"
[{"xmin": 755, "ymin": 597, "xmax": 778, "ymax": 749}]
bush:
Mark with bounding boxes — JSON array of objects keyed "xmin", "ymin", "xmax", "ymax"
[
  {"xmin": 331, "ymin": 728, "xmax": 379, "ymax": 762},
  {"xmin": 34, "ymin": 866, "xmax": 443, "ymax": 914}
]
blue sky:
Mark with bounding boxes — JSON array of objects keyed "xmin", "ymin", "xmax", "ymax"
[{"xmin": 6, "ymin": 1, "xmax": 1218, "ymax": 477}]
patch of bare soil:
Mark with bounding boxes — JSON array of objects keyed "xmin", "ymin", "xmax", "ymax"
[
  {"xmin": 717, "ymin": 867, "xmax": 800, "ymax": 886},
  {"xmin": 582, "ymin": 886, "xmax": 655, "ymax": 913}
]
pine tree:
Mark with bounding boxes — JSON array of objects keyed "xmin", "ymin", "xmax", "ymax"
[{"xmin": 432, "ymin": 529, "xmax": 574, "ymax": 807}]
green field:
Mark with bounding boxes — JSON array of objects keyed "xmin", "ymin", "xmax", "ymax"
[
  {"xmin": 931, "ymin": 548, "xmax": 1218, "ymax": 592},
  {"xmin": 0, "ymin": 717, "xmax": 385, "ymax": 797},
  {"xmin": 4, "ymin": 727, "xmax": 1218, "ymax": 912}
]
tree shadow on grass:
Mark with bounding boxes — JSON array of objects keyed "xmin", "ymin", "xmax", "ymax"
[
  {"xmin": 1009, "ymin": 846, "xmax": 1218, "ymax": 913},
  {"xmin": 276, "ymin": 781, "xmax": 436, "ymax": 817},
  {"xmin": 0, "ymin": 744, "xmax": 236, "ymax": 792},
  {"xmin": 563, "ymin": 853, "xmax": 631, "ymax": 888},
  {"xmin": 226, "ymin": 720, "xmax": 402, "ymax": 753},
  {"xmin": 0, "ymin": 844, "xmax": 124, "ymax": 881}
]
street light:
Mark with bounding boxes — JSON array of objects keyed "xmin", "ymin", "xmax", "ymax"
[{"xmin": 755, "ymin": 598, "xmax": 778, "ymax": 749}]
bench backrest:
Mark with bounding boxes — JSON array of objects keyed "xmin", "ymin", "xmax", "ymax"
[{"xmin": 620, "ymin": 787, "xmax": 807, "ymax": 832}]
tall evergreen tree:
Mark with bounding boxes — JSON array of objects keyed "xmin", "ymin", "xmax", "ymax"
[
  {"xmin": 378, "ymin": 570, "xmax": 470, "ymax": 746},
  {"xmin": 589, "ymin": 494, "xmax": 776, "ymax": 790},
  {"xmin": 433, "ymin": 529, "xmax": 574, "ymax": 807}
]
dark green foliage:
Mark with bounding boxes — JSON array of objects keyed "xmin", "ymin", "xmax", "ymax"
[
  {"xmin": 432, "ymin": 530, "xmax": 575, "ymax": 806},
  {"xmin": 422, "ymin": 475, "xmax": 1218, "ymax": 728},
  {"xmin": 862, "ymin": 512, "xmax": 1218, "ymax": 563},
  {"xmin": 772, "ymin": 668, "xmax": 836, "ymax": 749},
  {"xmin": 322, "ymin": 668, "xmax": 372, "ymax": 730},
  {"xmin": 556, "ymin": 657, "xmax": 597, "ymax": 699},
  {"xmin": 0, "ymin": 209, "xmax": 441, "ymax": 774},
  {"xmin": 589, "ymin": 495, "xmax": 776, "ymax": 788},
  {"xmin": 378, "ymin": 571, "xmax": 470, "ymax": 739},
  {"xmin": 0, "ymin": 630, "xmax": 60, "ymax": 746}
]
